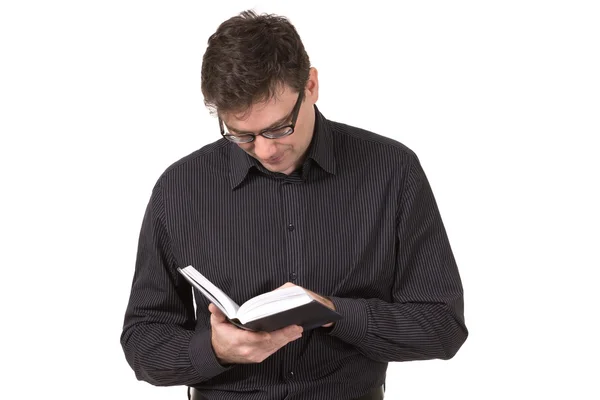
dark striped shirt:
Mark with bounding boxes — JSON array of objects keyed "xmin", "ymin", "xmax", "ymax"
[{"xmin": 120, "ymin": 105, "xmax": 468, "ymax": 400}]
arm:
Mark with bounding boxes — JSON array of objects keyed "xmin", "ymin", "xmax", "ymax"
[
  {"xmin": 327, "ymin": 156, "xmax": 468, "ymax": 362},
  {"xmin": 120, "ymin": 181, "xmax": 230, "ymax": 386}
]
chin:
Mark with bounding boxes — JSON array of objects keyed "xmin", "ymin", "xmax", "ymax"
[{"xmin": 269, "ymin": 164, "xmax": 294, "ymax": 175}]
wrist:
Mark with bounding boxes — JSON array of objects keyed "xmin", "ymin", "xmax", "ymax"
[{"xmin": 326, "ymin": 297, "xmax": 368, "ymax": 345}]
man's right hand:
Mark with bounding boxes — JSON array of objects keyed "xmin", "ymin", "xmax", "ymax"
[{"xmin": 208, "ymin": 303, "xmax": 303, "ymax": 365}]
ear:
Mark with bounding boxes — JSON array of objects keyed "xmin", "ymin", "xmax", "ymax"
[{"xmin": 305, "ymin": 67, "xmax": 319, "ymax": 104}]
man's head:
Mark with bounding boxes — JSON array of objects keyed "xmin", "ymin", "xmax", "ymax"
[{"xmin": 201, "ymin": 10, "xmax": 318, "ymax": 175}]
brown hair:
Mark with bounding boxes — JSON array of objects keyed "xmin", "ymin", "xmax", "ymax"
[{"xmin": 201, "ymin": 10, "xmax": 311, "ymax": 116}]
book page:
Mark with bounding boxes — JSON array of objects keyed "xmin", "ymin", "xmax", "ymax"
[
  {"xmin": 237, "ymin": 286, "xmax": 309, "ymax": 322},
  {"xmin": 178, "ymin": 266, "xmax": 240, "ymax": 318}
]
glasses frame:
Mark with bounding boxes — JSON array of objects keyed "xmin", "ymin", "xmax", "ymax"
[{"xmin": 219, "ymin": 91, "xmax": 305, "ymax": 144}]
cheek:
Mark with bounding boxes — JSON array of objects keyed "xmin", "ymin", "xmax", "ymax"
[
  {"xmin": 237, "ymin": 143, "xmax": 254, "ymax": 153},
  {"xmin": 282, "ymin": 141, "xmax": 297, "ymax": 153},
  {"xmin": 281, "ymin": 135, "xmax": 300, "ymax": 148}
]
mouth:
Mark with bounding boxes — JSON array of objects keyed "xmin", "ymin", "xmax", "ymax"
[{"xmin": 265, "ymin": 153, "xmax": 285, "ymax": 164}]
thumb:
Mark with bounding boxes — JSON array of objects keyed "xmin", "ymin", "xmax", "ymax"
[{"xmin": 208, "ymin": 303, "xmax": 227, "ymax": 323}]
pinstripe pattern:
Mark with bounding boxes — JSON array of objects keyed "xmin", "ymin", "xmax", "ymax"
[{"xmin": 121, "ymin": 105, "xmax": 468, "ymax": 399}]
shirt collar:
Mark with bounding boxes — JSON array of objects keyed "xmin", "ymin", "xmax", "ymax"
[{"xmin": 228, "ymin": 105, "xmax": 336, "ymax": 189}]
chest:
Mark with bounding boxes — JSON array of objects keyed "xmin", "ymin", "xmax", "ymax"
[{"xmin": 169, "ymin": 171, "xmax": 398, "ymax": 306}]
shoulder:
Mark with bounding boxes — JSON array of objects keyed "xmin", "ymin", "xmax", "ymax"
[
  {"xmin": 154, "ymin": 138, "xmax": 230, "ymax": 189},
  {"xmin": 328, "ymin": 118, "xmax": 419, "ymax": 169}
]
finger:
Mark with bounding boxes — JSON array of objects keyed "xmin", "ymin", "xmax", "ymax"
[
  {"xmin": 236, "ymin": 330, "xmax": 270, "ymax": 346},
  {"xmin": 304, "ymin": 289, "xmax": 335, "ymax": 310},
  {"xmin": 208, "ymin": 303, "xmax": 227, "ymax": 322},
  {"xmin": 275, "ymin": 282, "xmax": 297, "ymax": 290},
  {"xmin": 239, "ymin": 325, "xmax": 300, "ymax": 347},
  {"xmin": 271, "ymin": 324, "xmax": 303, "ymax": 344},
  {"xmin": 210, "ymin": 313, "xmax": 226, "ymax": 329}
]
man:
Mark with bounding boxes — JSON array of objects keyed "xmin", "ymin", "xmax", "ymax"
[{"xmin": 121, "ymin": 10, "xmax": 468, "ymax": 400}]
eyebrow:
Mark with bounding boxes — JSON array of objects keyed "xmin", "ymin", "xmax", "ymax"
[{"xmin": 226, "ymin": 113, "xmax": 291, "ymax": 134}]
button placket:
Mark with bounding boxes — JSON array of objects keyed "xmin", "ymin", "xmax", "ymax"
[{"xmin": 279, "ymin": 179, "xmax": 304, "ymax": 380}]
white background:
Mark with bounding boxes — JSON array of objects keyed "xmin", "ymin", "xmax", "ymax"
[{"xmin": 1, "ymin": 1, "xmax": 599, "ymax": 399}]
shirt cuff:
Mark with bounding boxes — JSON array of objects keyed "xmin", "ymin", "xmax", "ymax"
[
  {"xmin": 189, "ymin": 329, "xmax": 232, "ymax": 380},
  {"xmin": 327, "ymin": 297, "xmax": 368, "ymax": 345}
]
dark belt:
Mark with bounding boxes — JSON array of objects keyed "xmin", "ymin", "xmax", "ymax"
[{"xmin": 189, "ymin": 385, "xmax": 384, "ymax": 400}]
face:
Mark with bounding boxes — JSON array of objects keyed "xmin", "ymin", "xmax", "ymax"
[{"xmin": 220, "ymin": 68, "xmax": 319, "ymax": 175}]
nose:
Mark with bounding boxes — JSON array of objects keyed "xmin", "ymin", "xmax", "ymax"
[{"xmin": 252, "ymin": 136, "xmax": 278, "ymax": 160}]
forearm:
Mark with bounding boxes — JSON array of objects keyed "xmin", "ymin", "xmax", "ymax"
[
  {"xmin": 328, "ymin": 295, "xmax": 467, "ymax": 362},
  {"xmin": 326, "ymin": 154, "xmax": 468, "ymax": 362},
  {"xmin": 121, "ymin": 321, "xmax": 230, "ymax": 386},
  {"xmin": 121, "ymin": 181, "xmax": 231, "ymax": 386}
]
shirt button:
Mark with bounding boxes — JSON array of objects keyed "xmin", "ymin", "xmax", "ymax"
[
  {"xmin": 289, "ymin": 272, "xmax": 297, "ymax": 281},
  {"xmin": 287, "ymin": 223, "xmax": 295, "ymax": 231},
  {"xmin": 289, "ymin": 371, "xmax": 294, "ymax": 377}
]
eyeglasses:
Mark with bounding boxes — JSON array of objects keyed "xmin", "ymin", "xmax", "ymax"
[{"xmin": 219, "ymin": 91, "xmax": 304, "ymax": 144}]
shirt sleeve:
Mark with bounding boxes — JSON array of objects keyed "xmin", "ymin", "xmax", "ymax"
[
  {"xmin": 120, "ymin": 180, "xmax": 231, "ymax": 386},
  {"xmin": 327, "ymin": 155, "xmax": 468, "ymax": 362}
]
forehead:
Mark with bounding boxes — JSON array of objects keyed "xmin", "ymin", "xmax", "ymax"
[{"xmin": 220, "ymin": 87, "xmax": 297, "ymax": 132}]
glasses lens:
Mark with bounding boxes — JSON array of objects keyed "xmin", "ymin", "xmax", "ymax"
[
  {"xmin": 222, "ymin": 124, "xmax": 294, "ymax": 143},
  {"xmin": 225, "ymin": 134, "xmax": 254, "ymax": 143},
  {"xmin": 263, "ymin": 126, "xmax": 293, "ymax": 139}
]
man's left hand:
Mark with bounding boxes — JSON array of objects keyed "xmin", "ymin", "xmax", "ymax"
[{"xmin": 275, "ymin": 282, "xmax": 336, "ymax": 328}]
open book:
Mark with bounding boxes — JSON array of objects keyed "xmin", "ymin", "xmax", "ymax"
[{"xmin": 177, "ymin": 265, "xmax": 342, "ymax": 332}]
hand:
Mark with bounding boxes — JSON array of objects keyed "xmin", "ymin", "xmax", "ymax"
[
  {"xmin": 208, "ymin": 303, "xmax": 303, "ymax": 365},
  {"xmin": 275, "ymin": 282, "xmax": 336, "ymax": 328}
]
